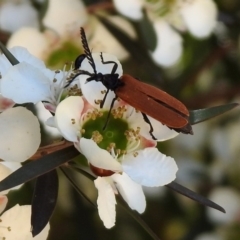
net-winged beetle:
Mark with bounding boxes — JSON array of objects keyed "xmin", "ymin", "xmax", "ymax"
[{"xmin": 70, "ymin": 28, "xmax": 193, "ymax": 139}]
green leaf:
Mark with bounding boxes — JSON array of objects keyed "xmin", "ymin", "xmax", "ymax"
[
  {"xmin": 0, "ymin": 41, "xmax": 19, "ymax": 65},
  {"xmin": 31, "ymin": 170, "xmax": 58, "ymax": 237},
  {"xmin": 166, "ymin": 181, "xmax": 225, "ymax": 213},
  {"xmin": 0, "ymin": 146, "xmax": 79, "ymax": 192},
  {"xmin": 189, "ymin": 103, "xmax": 239, "ymax": 125},
  {"xmin": 137, "ymin": 10, "xmax": 157, "ymax": 51}
]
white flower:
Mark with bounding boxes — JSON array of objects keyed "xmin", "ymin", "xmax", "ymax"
[
  {"xmin": 43, "ymin": 0, "xmax": 88, "ymax": 36},
  {"xmin": 0, "ymin": 47, "xmax": 54, "ymax": 161},
  {"xmin": 6, "ymin": 0, "xmax": 88, "ymax": 61},
  {"xmin": 0, "ymin": 47, "xmax": 77, "ymax": 112},
  {"xmin": 0, "ymin": 204, "xmax": 50, "ymax": 240},
  {"xmin": 151, "ymin": 20, "xmax": 183, "ymax": 67},
  {"xmin": 113, "ymin": 0, "xmax": 218, "ymax": 66},
  {"xmin": 53, "ymin": 52, "xmax": 179, "ymax": 228},
  {"xmin": 6, "ymin": 0, "xmax": 136, "ymax": 64},
  {"xmin": 180, "ymin": 0, "xmax": 218, "ymax": 38},
  {"xmin": 114, "ymin": 0, "xmax": 217, "ymax": 38}
]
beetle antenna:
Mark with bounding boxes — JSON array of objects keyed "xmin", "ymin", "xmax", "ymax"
[{"xmin": 80, "ymin": 27, "xmax": 97, "ymax": 75}]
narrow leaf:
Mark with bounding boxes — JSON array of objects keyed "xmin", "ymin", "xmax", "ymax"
[
  {"xmin": 0, "ymin": 41, "xmax": 19, "ymax": 65},
  {"xmin": 60, "ymin": 167, "xmax": 96, "ymax": 208},
  {"xmin": 190, "ymin": 103, "xmax": 239, "ymax": 125},
  {"xmin": 166, "ymin": 181, "xmax": 225, "ymax": 213},
  {"xmin": 0, "ymin": 146, "xmax": 79, "ymax": 192},
  {"xmin": 31, "ymin": 170, "xmax": 58, "ymax": 237},
  {"xmin": 137, "ymin": 10, "xmax": 157, "ymax": 51}
]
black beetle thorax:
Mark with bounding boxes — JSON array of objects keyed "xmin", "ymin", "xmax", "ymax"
[{"xmin": 100, "ymin": 74, "xmax": 122, "ymax": 91}]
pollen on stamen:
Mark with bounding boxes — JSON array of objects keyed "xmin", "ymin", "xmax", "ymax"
[
  {"xmin": 116, "ymin": 149, "xmax": 121, "ymax": 155},
  {"xmin": 107, "ymin": 142, "xmax": 116, "ymax": 152},
  {"xmin": 69, "ymin": 84, "xmax": 82, "ymax": 96},
  {"xmin": 71, "ymin": 118, "xmax": 76, "ymax": 124},
  {"xmin": 94, "ymin": 99, "xmax": 102, "ymax": 105},
  {"xmin": 86, "ymin": 109, "xmax": 103, "ymax": 120},
  {"xmin": 125, "ymin": 128, "xmax": 141, "ymax": 142},
  {"xmin": 112, "ymin": 105, "xmax": 127, "ymax": 119},
  {"xmin": 122, "ymin": 150, "xmax": 127, "ymax": 155},
  {"xmin": 133, "ymin": 152, "xmax": 138, "ymax": 157},
  {"xmin": 92, "ymin": 131, "xmax": 103, "ymax": 144},
  {"xmin": 80, "ymin": 129, "xmax": 85, "ymax": 134},
  {"xmin": 0, "ymin": 222, "xmax": 11, "ymax": 233}
]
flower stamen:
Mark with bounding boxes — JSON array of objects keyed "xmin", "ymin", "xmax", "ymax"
[
  {"xmin": 112, "ymin": 105, "xmax": 127, "ymax": 119},
  {"xmin": 92, "ymin": 131, "xmax": 103, "ymax": 144}
]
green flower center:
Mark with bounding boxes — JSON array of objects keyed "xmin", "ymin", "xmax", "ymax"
[
  {"xmin": 82, "ymin": 111, "xmax": 129, "ymax": 155},
  {"xmin": 46, "ymin": 42, "xmax": 81, "ymax": 69}
]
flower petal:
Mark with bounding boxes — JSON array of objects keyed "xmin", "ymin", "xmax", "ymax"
[
  {"xmin": 125, "ymin": 106, "xmax": 150, "ymax": 136},
  {"xmin": 43, "ymin": 0, "xmax": 88, "ymax": 36},
  {"xmin": 112, "ymin": 172, "xmax": 146, "ymax": 213},
  {"xmin": 0, "ymin": 2, "xmax": 39, "ymax": 33},
  {"xmin": 79, "ymin": 53, "xmax": 122, "ymax": 110},
  {"xmin": 36, "ymin": 102, "xmax": 61, "ymax": 138},
  {"xmin": 0, "ymin": 95, "xmax": 15, "ymax": 112},
  {"xmin": 151, "ymin": 20, "xmax": 182, "ymax": 67},
  {"xmin": 113, "ymin": 0, "xmax": 144, "ymax": 20},
  {"xmin": 55, "ymin": 96, "xmax": 84, "ymax": 142},
  {"xmin": 1, "ymin": 62, "xmax": 52, "ymax": 104},
  {"xmin": 7, "ymin": 27, "xmax": 49, "ymax": 59},
  {"xmin": 122, "ymin": 148, "xmax": 178, "ymax": 186},
  {"xmin": 0, "ymin": 204, "xmax": 50, "ymax": 240},
  {"xmin": 79, "ymin": 138, "xmax": 122, "ymax": 172},
  {"xmin": 0, "ymin": 107, "xmax": 41, "ymax": 162},
  {"xmin": 94, "ymin": 177, "xmax": 116, "ymax": 228},
  {"xmin": 145, "ymin": 116, "xmax": 179, "ymax": 141},
  {"xmin": 180, "ymin": 0, "xmax": 217, "ymax": 38},
  {"xmin": 0, "ymin": 46, "xmax": 46, "ymax": 76}
]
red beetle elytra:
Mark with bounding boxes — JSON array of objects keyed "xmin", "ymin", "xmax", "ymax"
[{"xmin": 71, "ymin": 28, "xmax": 193, "ymax": 139}]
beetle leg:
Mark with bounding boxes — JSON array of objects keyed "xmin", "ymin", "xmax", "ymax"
[
  {"xmin": 141, "ymin": 113, "xmax": 157, "ymax": 140},
  {"xmin": 100, "ymin": 89, "xmax": 109, "ymax": 108},
  {"xmin": 100, "ymin": 52, "xmax": 118, "ymax": 74},
  {"xmin": 102, "ymin": 95, "xmax": 118, "ymax": 131}
]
